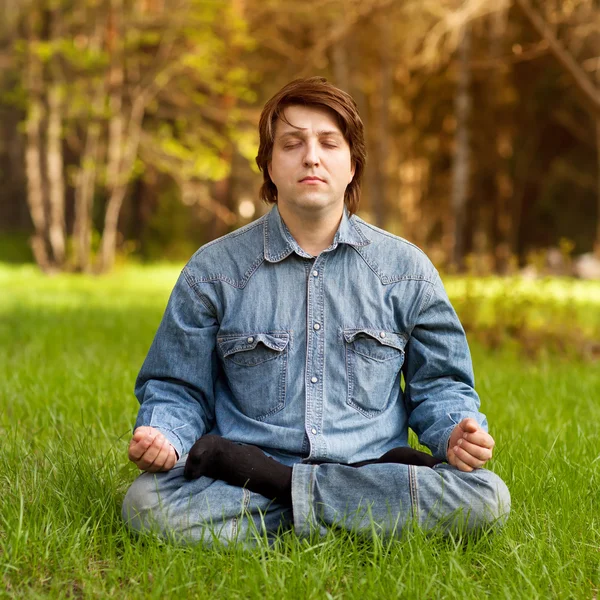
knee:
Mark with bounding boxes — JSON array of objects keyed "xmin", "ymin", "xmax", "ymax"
[
  {"xmin": 470, "ymin": 470, "xmax": 511, "ymax": 529},
  {"xmin": 122, "ymin": 472, "xmax": 161, "ymax": 533}
]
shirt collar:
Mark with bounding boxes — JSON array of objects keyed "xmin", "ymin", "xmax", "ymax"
[{"xmin": 263, "ymin": 204, "xmax": 371, "ymax": 263}]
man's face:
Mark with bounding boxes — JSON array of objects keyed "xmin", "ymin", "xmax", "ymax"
[{"xmin": 268, "ymin": 104, "xmax": 355, "ymax": 218}]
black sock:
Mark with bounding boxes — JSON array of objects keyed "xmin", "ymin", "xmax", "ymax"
[
  {"xmin": 373, "ymin": 446, "xmax": 442, "ymax": 468},
  {"xmin": 351, "ymin": 446, "xmax": 442, "ymax": 468},
  {"xmin": 184, "ymin": 435, "xmax": 293, "ymax": 505},
  {"xmin": 184, "ymin": 437, "xmax": 441, "ymax": 506}
]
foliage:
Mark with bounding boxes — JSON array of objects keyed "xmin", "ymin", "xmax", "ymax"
[
  {"xmin": 1, "ymin": 0, "xmax": 254, "ymax": 273},
  {"xmin": 0, "ymin": 0, "xmax": 598, "ymax": 272}
]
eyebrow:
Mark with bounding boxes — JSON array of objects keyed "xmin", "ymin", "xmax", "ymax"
[{"xmin": 277, "ymin": 130, "xmax": 344, "ymax": 141}]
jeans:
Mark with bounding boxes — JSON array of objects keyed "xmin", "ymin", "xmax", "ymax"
[{"xmin": 122, "ymin": 456, "xmax": 510, "ymax": 546}]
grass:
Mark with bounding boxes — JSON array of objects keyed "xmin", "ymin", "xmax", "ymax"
[{"xmin": 1, "ymin": 263, "xmax": 600, "ymax": 599}]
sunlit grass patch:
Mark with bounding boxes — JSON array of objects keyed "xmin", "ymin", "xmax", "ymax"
[{"xmin": 445, "ymin": 275, "xmax": 600, "ymax": 333}]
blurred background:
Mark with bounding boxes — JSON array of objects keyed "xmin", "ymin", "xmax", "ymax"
[{"xmin": 0, "ymin": 0, "xmax": 598, "ymax": 276}]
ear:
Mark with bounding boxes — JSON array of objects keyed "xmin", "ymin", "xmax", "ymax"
[
  {"xmin": 349, "ymin": 161, "xmax": 356, "ymax": 183},
  {"xmin": 268, "ymin": 161, "xmax": 273, "ymax": 180}
]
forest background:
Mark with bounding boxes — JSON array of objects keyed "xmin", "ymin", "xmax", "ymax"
[
  {"xmin": 0, "ymin": 0, "xmax": 599, "ymax": 275},
  {"xmin": 2, "ymin": 2, "xmax": 600, "ymax": 597}
]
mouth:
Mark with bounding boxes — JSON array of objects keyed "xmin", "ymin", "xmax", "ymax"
[{"xmin": 299, "ymin": 177, "xmax": 325, "ymax": 183}]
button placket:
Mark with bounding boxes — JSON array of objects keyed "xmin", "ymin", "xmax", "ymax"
[{"xmin": 305, "ymin": 257, "xmax": 326, "ymax": 459}]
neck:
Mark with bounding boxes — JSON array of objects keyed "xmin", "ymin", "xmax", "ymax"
[{"xmin": 278, "ymin": 204, "xmax": 343, "ymax": 257}]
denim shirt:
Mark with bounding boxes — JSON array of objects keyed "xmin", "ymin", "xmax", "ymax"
[{"xmin": 134, "ymin": 206, "xmax": 486, "ymax": 466}]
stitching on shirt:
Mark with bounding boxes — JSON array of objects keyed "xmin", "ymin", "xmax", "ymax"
[
  {"xmin": 352, "ymin": 246, "xmax": 436, "ymax": 285},
  {"xmin": 188, "ymin": 254, "xmax": 265, "ymax": 289},
  {"xmin": 217, "ymin": 331, "xmax": 291, "ymax": 421},
  {"xmin": 345, "ymin": 332, "xmax": 354, "ymax": 411},
  {"xmin": 264, "ymin": 213, "xmax": 295, "ymax": 262},
  {"xmin": 315, "ymin": 254, "xmax": 327, "ymax": 452},
  {"xmin": 345, "ymin": 216, "xmax": 372, "ymax": 246},
  {"xmin": 343, "ymin": 327, "xmax": 409, "ymax": 348},
  {"xmin": 217, "ymin": 330, "xmax": 290, "ymax": 342},
  {"xmin": 416, "ymin": 278, "xmax": 437, "ymax": 317},
  {"xmin": 305, "ymin": 256, "xmax": 314, "ymax": 436},
  {"xmin": 353, "ymin": 218, "xmax": 430, "ymax": 257},
  {"xmin": 182, "ymin": 268, "xmax": 218, "ymax": 315}
]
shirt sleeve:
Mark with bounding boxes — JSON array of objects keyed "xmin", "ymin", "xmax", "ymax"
[
  {"xmin": 402, "ymin": 271, "xmax": 487, "ymax": 460},
  {"xmin": 133, "ymin": 267, "xmax": 218, "ymax": 459}
]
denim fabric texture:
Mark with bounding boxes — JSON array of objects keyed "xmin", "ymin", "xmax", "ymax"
[
  {"xmin": 124, "ymin": 206, "xmax": 510, "ymax": 543},
  {"xmin": 134, "ymin": 205, "xmax": 485, "ymax": 464}
]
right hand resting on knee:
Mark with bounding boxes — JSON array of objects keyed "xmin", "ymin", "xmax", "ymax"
[{"xmin": 128, "ymin": 426, "xmax": 178, "ymax": 472}]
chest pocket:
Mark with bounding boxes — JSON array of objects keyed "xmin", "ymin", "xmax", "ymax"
[
  {"xmin": 217, "ymin": 332, "xmax": 289, "ymax": 420},
  {"xmin": 344, "ymin": 328, "xmax": 407, "ymax": 418}
]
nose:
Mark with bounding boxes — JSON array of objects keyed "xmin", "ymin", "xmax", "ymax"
[{"xmin": 303, "ymin": 140, "xmax": 320, "ymax": 168}]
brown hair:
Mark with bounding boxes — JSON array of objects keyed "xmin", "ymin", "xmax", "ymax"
[{"xmin": 256, "ymin": 77, "xmax": 366, "ymax": 215}]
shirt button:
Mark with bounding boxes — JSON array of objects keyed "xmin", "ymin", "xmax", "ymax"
[
  {"xmin": 313, "ymin": 323, "xmax": 320, "ymax": 330},
  {"xmin": 379, "ymin": 331, "xmax": 386, "ymax": 338},
  {"xmin": 311, "ymin": 427, "xmax": 317, "ymax": 435},
  {"xmin": 311, "ymin": 376, "xmax": 318, "ymax": 383},
  {"xmin": 247, "ymin": 337, "xmax": 254, "ymax": 343},
  {"xmin": 312, "ymin": 270, "xmax": 318, "ymax": 277}
]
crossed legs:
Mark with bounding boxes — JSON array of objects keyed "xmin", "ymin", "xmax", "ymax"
[{"xmin": 122, "ymin": 437, "xmax": 510, "ymax": 546}]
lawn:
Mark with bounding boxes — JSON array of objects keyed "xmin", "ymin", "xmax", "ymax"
[{"xmin": 1, "ymin": 263, "xmax": 599, "ymax": 599}]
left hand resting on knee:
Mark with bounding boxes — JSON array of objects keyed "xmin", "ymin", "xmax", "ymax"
[{"xmin": 447, "ymin": 418, "xmax": 495, "ymax": 472}]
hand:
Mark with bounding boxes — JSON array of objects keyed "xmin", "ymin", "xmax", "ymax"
[
  {"xmin": 128, "ymin": 426, "xmax": 178, "ymax": 472},
  {"xmin": 447, "ymin": 418, "xmax": 494, "ymax": 472}
]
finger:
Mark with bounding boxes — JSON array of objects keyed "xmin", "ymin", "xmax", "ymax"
[
  {"xmin": 456, "ymin": 439, "xmax": 493, "ymax": 462},
  {"xmin": 132, "ymin": 426, "xmax": 152, "ymax": 441},
  {"xmin": 146, "ymin": 439, "xmax": 172, "ymax": 473},
  {"xmin": 161, "ymin": 447, "xmax": 178, "ymax": 472},
  {"xmin": 460, "ymin": 418, "xmax": 480, "ymax": 434},
  {"xmin": 463, "ymin": 430, "xmax": 495, "ymax": 449},
  {"xmin": 448, "ymin": 450, "xmax": 473, "ymax": 472},
  {"xmin": 453, "ymin": 445, "xmax": 485, "ymax": 469},
  {"xmin": 128, "ymin": 431, "xmax": 158, "ymax": 461},
  {"xmin": 136, "ymin": 435, "xmax": 167, "ymax": 469}
]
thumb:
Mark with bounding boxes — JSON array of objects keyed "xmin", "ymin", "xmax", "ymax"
[
  {"xmin": 460, "ymin": 418, "xmax": 479, "ymax": 433},
  {"xmin": 132, "ymin": 426, "xmax": 153, "ymax": 442}
]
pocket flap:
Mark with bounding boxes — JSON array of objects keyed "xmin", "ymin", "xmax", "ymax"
[
  {"xmin": 343, "ymin": 328, "xmax": 407, "ymax": 352},
  {"xmin": 218, "ymin": 332, "xmax": 290, "ymax": 359}
]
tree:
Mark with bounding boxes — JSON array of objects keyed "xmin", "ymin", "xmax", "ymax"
[{"xmin": 11, "ymin": 0, "xmax": 252, "ymax": 272}]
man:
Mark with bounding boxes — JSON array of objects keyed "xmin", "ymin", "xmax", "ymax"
[{"xmin": 122, "ymin": 77, "xmax": 510, "ymax": 545}]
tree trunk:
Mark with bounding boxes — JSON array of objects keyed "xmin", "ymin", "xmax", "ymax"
[
  {"xmin": 450, "ymin": 23, "xmax": 472, "ymax": 271},
  {"xmin": 96, "ymin": 0, "xmax": 125, "ymax": 273},
  {"xmin": 331, "ymin": 40, "xmax": 349, "ymax": 92},
  {"xmin": 73, "ymin": 94, "xmax": 102, "ymax": 272},
  {"xmin": 46, "ymin": 81, "xmax": 66, "ymax": 267},
  {"xmin": 73, "ymin": 11, "xmax": 106, "ymax": 272},
  {"xmin": 24, "ymin": 8, "xmax": 51, "ymax": 272},
  {"xmin": 98, "ymin": 98, "xmax": 145, "ymax": 272}
]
